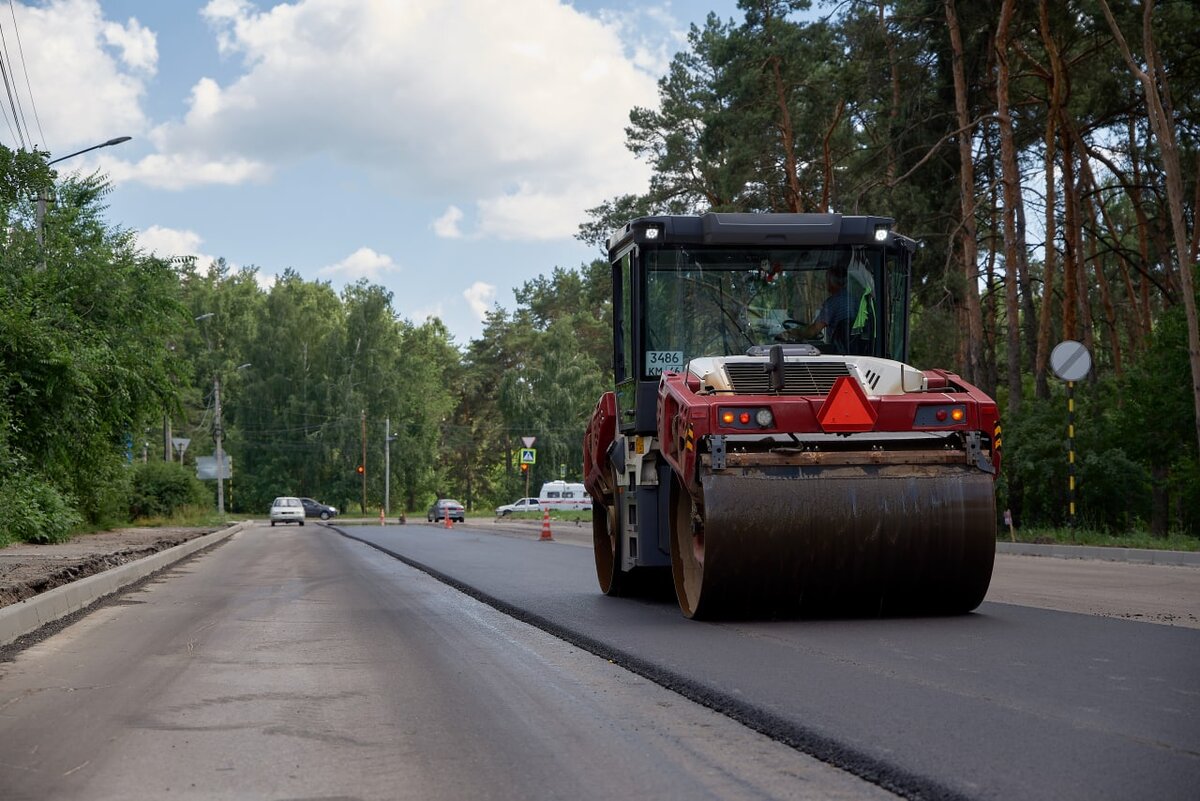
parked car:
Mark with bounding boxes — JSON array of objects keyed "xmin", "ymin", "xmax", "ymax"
[
  {"xmin": 427, "ymin": 499, "xmax": 465, "ymax": 523},
  {"xmin": 269, "ymin": 496, "xmax": 305, "ymax": 526},
  {"xmin": 495, "ymin": 497, "xmax": 541, "ymax": 516},
  {"xmin": 300, "ymin": 497, "xmax": 337, "ymax": 520}
]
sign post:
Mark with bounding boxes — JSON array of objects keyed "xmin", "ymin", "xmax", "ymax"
[
  {"xmin": 1050, "ymin": 340, "xmax": 1092, "ymax": 533},
  {"xmin": 520, "ymin": 445, "xmax": 537, "ymax": 499}
]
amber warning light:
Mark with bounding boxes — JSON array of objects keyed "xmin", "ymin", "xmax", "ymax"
[
  {"xmin": 718, "ymin": 407, "xmax": 775, "ymax": 430},
  {"xmin": 915, "ymin": 405, "xmax": 968, "ymax": 427}
]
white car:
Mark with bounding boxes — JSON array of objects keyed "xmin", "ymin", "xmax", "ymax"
[
  {"xmin": 269, "ymin": 496, "xmax": 306, "ymax": 526},
  {"xmin": 495, "ymin": 497, "xmax": 541, "ymax": 516}
]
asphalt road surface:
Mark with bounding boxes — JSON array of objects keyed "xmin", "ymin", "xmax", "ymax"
[
  {"xmin": 0, "ymin": 523, "xmax": 893, "ymax": 801},
  {"xmin": 342, "ymin": 521, "xmax": 1200, "ymax": 801},
  {"xmin": 1, "ymin": 520, "xmax": 1197, "ymax": 800}
]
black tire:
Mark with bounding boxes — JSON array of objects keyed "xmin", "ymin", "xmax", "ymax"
[
  {"xmin": 270, "ymin": 521, "xmax": 276, "ymax": 527},
  {"xmin": 320, "ymin": 511, "xmax": 330, "ymax": 520},
  {"xmin": 593, "ymin": 502, "xmax": 625, "ymax": 595}
]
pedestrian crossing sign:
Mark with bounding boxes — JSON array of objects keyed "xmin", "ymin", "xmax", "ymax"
[{"xmin": 519, "ymin": 448, "xmax": 537, "ymax": 464}]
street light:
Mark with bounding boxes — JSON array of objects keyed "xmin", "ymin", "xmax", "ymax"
[
  {"xmin": 47, "ymin": 136, "xmax": 132, "ymax": 166},
  {"xmin": 37, "ymin": 136, "xmax": 133, "ymax": 267}
]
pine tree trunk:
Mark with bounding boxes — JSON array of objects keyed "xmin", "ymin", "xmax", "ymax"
[
  {"xmin": 995, "ymin": 0, "xmax": 1025, "ymax": 413},
  {"xmin": 1100, "ymin": 0, "xmax": 1200, "ymax": 457},
  {"xmin": 1035, "ymin": 0, "xmax": 1064, "ymax": 399},
  {"xmin": 1059, "ymin": 130, "xmax": 1080, "ymax": 341},
  {"xmin": 944, "ymin": 0, "xmax": 985, "ymax": 385}
]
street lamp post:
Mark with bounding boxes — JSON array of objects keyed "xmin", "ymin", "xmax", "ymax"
[
  {"xmin": 37, "ymin": 136, "xmax": 132, "ymax": 267},
  {"xmin": 196, "ymin": 312, "xmax": 248, "ymax": 517},
  {"xmin": 214, "ymin": 373, "xmax": 225, "ymax": 515},
  {"xmin": 214, "ymin": 362, "xmax": 252, "ymax": 517},
  {"xmin": 385, "ymin": 417, "xmax": 397, "ymax": 517}
]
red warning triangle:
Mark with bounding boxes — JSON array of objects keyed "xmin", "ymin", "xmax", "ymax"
[{"xmin": 816, "ymin": 376, "xmax": 877, "ymax": 432}]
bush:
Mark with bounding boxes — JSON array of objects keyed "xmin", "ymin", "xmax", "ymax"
[
  {"xmin": 1078, "ymin": 448, "xmax": 1151, "ymax": 531},
  {"xmin": 128, "ymin": 460, "xmax": 209, "ymax": 520},
  {"xmin": 0, "ymin": 472, "xmax": 81, "ymax": 545}
]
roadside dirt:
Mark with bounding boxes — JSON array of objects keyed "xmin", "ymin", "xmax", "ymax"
[{"xmin": 0, "ymin": 527, "xmax": 218, "ymax": 609}]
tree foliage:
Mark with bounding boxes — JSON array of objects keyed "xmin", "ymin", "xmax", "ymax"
[
  {"xmin": 2, "ymin": 0, "xmax": 1197, "ymax": 540},
  {"xmin": 580, "ymin": 0, "xmax": 1198, "ymax": 534},
  {"xmin": 1, "ymin": 169, "xmax": 187, "ymax": 541}
]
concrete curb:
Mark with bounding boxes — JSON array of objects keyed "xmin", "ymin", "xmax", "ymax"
[
  {"xmin": 0, "ymin": 522, "xmax": 247, "ymax": 647},
  {"xmin": 996, "ymin": 541, "xmax": 1200, "ymax": 567}
]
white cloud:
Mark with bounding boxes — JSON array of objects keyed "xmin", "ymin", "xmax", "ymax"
[
  {"xmin": 432, "ymin": 206, "xmax": 465, "ymax": 239},
  {"xmin": 12, "ymin": 0, "xmax": 152, "ymax": 151},
  {"xmin": 107, "ymin": 152, "xmax": 270, "ymax": 190},
  {"xmin": 318, "ymin": 247, "xmax": 400, "ymax": 282},
  {"xmin": 158, "ymin": 0, "xmax": 657, "ymax": 237},
  {"xmin": 22, "ymin": 0, "xmax": 671, "ymax": 238},
  {"xmin": 102, "ymin": 17, "xmax": 158, "ymax": 73},
  {"xmin": 137, "ymin": 224, "xmax": 200, "ymax": 253},
  {"xmin": 409, "ymin": 302, "xmax": 446, "ymax": 326},
  {"xmin": 463, "ymin": 281, "xmax": 497, "ymax": 320},
  {"xmin": 136, "ymin": 224, "xmax": 214, "ymax": 264},
  {"xmin": 134, "ymin": 224, "xmax": 269, "ymax": 286}
]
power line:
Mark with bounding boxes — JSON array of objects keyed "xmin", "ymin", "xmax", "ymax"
[
  {"xmin": 0, "ymin": 20, "xmax": 28, "ymax": 149},
  {"xmin": 0, "ymin": 38, "xmax": 21, "ymax": 147},
  {"xmin": 0, "ymin": 72, "xmax": 17, "ymax": 147},
  {"xmin": 7, "ymin": 0, "xmax": 44, "ymax": 147}
]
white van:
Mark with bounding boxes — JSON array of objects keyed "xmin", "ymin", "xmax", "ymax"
[{"xmin": 538, "ymin": 481, "xmax": 592, "ymax": 511}]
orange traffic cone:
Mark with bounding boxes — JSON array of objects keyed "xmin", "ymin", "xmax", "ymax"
[
  {"xmin": 539, "ymin": 508, "xmax": 554, "ymax": 541},
  {"xmin": 444, "ymin": 512, "xmax": 453, "ymax": 529}
]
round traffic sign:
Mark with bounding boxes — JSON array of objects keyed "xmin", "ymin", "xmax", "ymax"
[{"xmin": 1050, "ymin": 340, "xmax": 1091, "ymax": 382}]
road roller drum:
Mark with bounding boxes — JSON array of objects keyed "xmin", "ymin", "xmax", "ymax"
[{"xmin": 670, "ymin": 465, "xmax": 996, "ymax": 619}]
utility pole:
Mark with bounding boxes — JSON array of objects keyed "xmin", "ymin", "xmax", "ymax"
[
  {"xmin": 384, "ymin": 417, "xmax": 392, "ymax": 516},
  {"xmin": 214, "ymin": 374, "xmax": 225, "ymax": 515},
  {"xmin": 360, "ymin": 409, "xmax": 367, "ymax": 514}
]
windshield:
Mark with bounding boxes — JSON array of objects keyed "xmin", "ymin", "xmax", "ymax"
[{"xmin": 642, "ymin": 246, "xmax": 882, "ymax": 376}]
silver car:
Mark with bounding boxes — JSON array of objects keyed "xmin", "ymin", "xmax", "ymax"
[
  {"xmin": 269, "ymin": 496, "xmax": 306, "ymax": 526},
  {"xmin": 495, "ymin": 497, "xmax": 540, "ymax": 516}
]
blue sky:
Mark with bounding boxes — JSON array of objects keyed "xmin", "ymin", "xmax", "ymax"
[{"xmin": 8, "ymin": 0, "xmax": 752, "ymax": 346}]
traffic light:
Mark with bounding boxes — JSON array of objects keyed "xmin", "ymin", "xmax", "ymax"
[{"xmin": 356, "ymin": 465, "xmax": 365, "ymax": 475}]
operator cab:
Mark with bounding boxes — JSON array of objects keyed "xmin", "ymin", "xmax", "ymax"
[{"xmin": 608, "ymin": 213, "xmax": 915, "ymax": 433}]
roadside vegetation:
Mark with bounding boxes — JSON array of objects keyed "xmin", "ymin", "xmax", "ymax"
[
  {"xmin": 1006, "ymin": 527, "xmax": 1200, "ymax": 553},
  {"xmin": 1, "ymin": 2, "xmax": 1197, "ymax": 549}
]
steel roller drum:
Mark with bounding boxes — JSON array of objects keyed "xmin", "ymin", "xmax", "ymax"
[{"xmin": 672, "ymin": 464, "xmax": 997, "ymax": 619}]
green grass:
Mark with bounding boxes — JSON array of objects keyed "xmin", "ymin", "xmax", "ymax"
[
  {"xmin": 1003, "ymin": 526, "xmax": 1199, "ymax": 552},
  {"xmin": 128, "ymin": 504, "xmax": 241, "ymax": 528}
]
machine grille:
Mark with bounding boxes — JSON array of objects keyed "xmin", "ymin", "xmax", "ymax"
[{"xmin": 725, "ymin": 361, "xmax": 852, "ymax": 395}]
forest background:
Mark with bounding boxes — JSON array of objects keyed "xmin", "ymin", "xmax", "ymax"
[{"xmin": 1, "ymin": 0, "xmax": 1197, "ymax": 544}]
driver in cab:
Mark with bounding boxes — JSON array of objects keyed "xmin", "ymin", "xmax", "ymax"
[{"xmin": 777, "ymin": 263, "xmax": 858, "ymax": 344}]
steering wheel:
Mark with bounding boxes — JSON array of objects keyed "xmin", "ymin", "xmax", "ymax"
[{"xmin": 774, "ymin": 320, "xmax": 806, "ymax": 342}]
